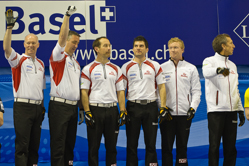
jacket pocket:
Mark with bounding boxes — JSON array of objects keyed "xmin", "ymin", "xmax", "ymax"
[
  {"xmin": 216, "ymin": 91, "xmax": 219, "ymax": 105},
  {"xmin": 188, "ymin": 94, "xmax": 190, "ymax": 106}
]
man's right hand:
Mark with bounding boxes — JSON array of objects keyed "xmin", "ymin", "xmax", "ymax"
[
  {"xmin": 66, "ymin": 6, "xmax": 77, "ymax": 16},
  {"xmin": 5, "ymin": 9, "xmax": 18, "ymax": 28},
  {"xmin": 158, "ymin": 106, "xmax": 173, "ymax": 124},
  {"xmin": 85, "ymin": 111, "xmax": 95, "ymax": 128},
  {"xmin": 118, "ymin": 110, "xmax": 130, "ymax": 126},
  {"xmin": 217, "ymin": 67, "xmax": 229, "ymax": 77}
]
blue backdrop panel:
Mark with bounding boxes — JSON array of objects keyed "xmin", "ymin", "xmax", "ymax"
[
  {"xmin": 0, "ymin": 0, "xmax": 249, "ymax": 67},
  {"xmin": 0, "ymin": 79, "xmax": 249, "ymax": 163}
]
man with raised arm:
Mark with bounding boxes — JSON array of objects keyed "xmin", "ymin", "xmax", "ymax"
[
  {"xmin": 3, "ymin": 9, "xmax": 46, "ymax": 166},
  {"xmin": 48, "ymin": 6, "xmax": 81, "ymax": 166}
]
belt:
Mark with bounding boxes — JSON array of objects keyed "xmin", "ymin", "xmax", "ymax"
[
  {"xmin": 130, "ymin": 100, "xmax": 156, "ymax": 105},
  {"xmin": 90, "ymin": 103, "xmax": 117, "ymax": 108},
  {"xmin": 50, "ymin": 97, "xmax": 78, "ymax": 105},
  {"xmin": 14, "ymin": 98, "xmax": 42, "ymax": 105}
]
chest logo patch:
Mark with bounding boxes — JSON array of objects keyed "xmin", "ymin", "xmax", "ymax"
[
  {"xmin": 144, "ymin": 70, "xmax": 152, "ymax": 75},
  {"xmin": 181, "ymin": 73, "xmax": 188, "ymax": 78},
  {"xmin": 26, "ymin": 65, "xmax": 33, "ymax": 72},
  {"xmin": 39, "ymin": 67, "xmax": 43, "ymax": 72},
  {"xmin": 109, "ymin": 71, "xmax": 115, "ymax": 76},
  {"xmin": 68, "ymin": 61, "xmax": 73, "ymax": 68}
]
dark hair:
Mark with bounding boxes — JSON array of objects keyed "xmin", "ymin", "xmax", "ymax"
[
  {"xmin": 92, "ymin": 36, "xmax": 108, "ymax": 54},
  {"xmin": 133, "ymin": 36, "xmax": 148, "ymax": 48},
  {"xmin": 212, "ymin": 34, "xmax": 230, "ymax": 54},
  {"xmin": 67, "ymin": 30, "xmax": 81, "ymax": 40}
]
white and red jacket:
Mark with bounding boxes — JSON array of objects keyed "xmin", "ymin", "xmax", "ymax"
[
  {"xmin": 202, "ymin": 52, "xmax": 244, "ymax": 113},
  {"xmin": 158, "ymin": 59, "xmax": 201, "ymax": 115},
  {"xmin": 49, "ymin": 42, "xmax": 81, "ymax": 101},
  {"xmin": 121, "ymin": 58, "xmax": 165, "ymax": 101},
  {"xmin": 6, "ymin": 49, "xmax": 46, "ymax": 100},
  {"xmin": 81, "ymin": 60, "xmax": 124, "ymax": 103}
]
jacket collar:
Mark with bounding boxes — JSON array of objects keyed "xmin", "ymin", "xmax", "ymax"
[
  {"xmin": 169, "ymin": 57, "xmax": 184, "ymax": 66},
  {"xmin": 214, "ymin": 52, "xmax": 229, "ymax": 61}
]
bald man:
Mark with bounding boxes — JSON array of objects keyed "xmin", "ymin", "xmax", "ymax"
[{"xmin": 3, "ymin": 9, "xmax": 46, "ymax": 166}]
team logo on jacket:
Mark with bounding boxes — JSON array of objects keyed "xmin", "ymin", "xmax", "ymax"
[
  {"xmin": 94, "ymin": 73, "xmax": 102, "ymax": 79},
  {"xmin": 179, "ymin": 158, "xmax": 187, "ymax": 163},
  {"xmin": 230, "ymin": 70, "xmax": 235, "ymax": 74},
  {"xmin": 38, "ymin": 67, "xmax": 43, "ymax": 72},
  {"xmin": 109, "ymin": 71, "xmax": 115, "ymax": 76},
  {"xmin": 68, "ymin": 62, "xmax": 73, "ymax": 68},
  {"xmin": 181, "ymin": 73, "xmax": 188, "ymax": 78},
  {"xmin": 68, "ymin": 160, "xmax": 73, "ymax": 165},
  {"xmin": 165, "ymin": 75, "xmax": 170, "ymax": 78},
  {"xmin": 144, "ymin": 70, "xmax": 152, "ymax": 75},
  {"xmin": 26, "ymin": 65, "xmax": 33, "ymax": 71},
  {"xmin": 129, "ymin": 73, "xmax": 137, "ymax": 80}
]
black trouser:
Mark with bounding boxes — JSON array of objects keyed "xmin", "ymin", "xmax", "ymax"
[
  {"xmin": 87, "ymin": 105, "xmax": 119, "ymax": 166},
  {"xmin": 126, "ymin": 101, "xmax": 158, "ymax": 166},
  {"xmin": 13, "ymin": 102, "xmax": 43, "ymax": 166},
  {"xmin": 208, "ymin": 112, "xmax": 237, "ymax": 166},
  {"xmin": 49, "ymin": 100, "xmax": 78, "ymax": 166},
  {"xmin": 160, "ymin": 116, "xmax": 192, "ymax": 166}
]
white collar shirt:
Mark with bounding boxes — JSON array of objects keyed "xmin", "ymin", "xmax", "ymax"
[
  {"xmin": 49, "ymin": 42, "xmax": 81, "ymax": 101},
  {"xmin": 121, "ymin": 58, "xmax": 165, "ymax": 100},
  {"xmin": 5, "ymin": 48, "xmax": 45, "ymax": 100},
  {"xmin": 81, "ymin": 60, "xmax": 124, "ymax": 103}
]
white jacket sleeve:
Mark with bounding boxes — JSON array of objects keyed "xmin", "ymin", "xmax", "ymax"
[
  {"xmin": 202, "ymin": 58, "xmax": 217, "ymax": 79},
  {"xmin": 235, "ymin": 67, "xmax": 244, "ymax": 111},
  {"xmin": 190, "ymin": 67, "xmax": 201, "ymax": 111}
]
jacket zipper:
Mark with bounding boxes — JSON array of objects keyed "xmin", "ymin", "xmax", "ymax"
[
  {"xmin": 70, "ymin": 56, "xmax": 76, "ymax": 72},
  {"xmin": 32, "ymin": 58, "xmax": 37, "ymax": 74},
  {"xmin": 175, "ymin": 66, "xmax": 178, "ymax": 115},
  {"xmin": 102, "ymin": 64, "xmax": 106, "ymax": 79},
  {"xmin": 139, "ymin": 63, "xmax": 143, "ymax": 79}
]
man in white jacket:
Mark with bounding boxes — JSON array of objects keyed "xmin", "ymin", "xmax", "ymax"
[
  {"xmin": 202, "ymin": 34, "xmax": 245, "ymax": 166},
  {"xmin": 158, "ymin": 37, "xmax": 201, "ymax": 166}
]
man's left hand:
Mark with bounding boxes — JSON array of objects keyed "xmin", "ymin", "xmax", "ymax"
[
  {"xmin": 66, "ymin": 6, "xmax": 77, "ymax": 16},
  {"xmin": 5, "ymin": 9, "xmax": 18, "ymax": 28},
  {"xmin": 238, "ymin": 111, "xmax": 245, "ymax": 127},
  {"xmin": 187, "ymin": 107, "xmax": 195, "ymax": 120}
]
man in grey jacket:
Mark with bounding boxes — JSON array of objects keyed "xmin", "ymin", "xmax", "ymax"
[{"xmin": 202, "ymin": 34, "xmax": 245, "ymax": 166}]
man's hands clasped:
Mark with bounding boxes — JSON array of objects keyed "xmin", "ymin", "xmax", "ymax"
[
  {"xmin": 5, "ymin": 9, "xmax": 18, "ymax": 28},
  {"xmin": 158, "ymin": 106, "xmax": 173, "ymax": 124},
  {"xmin": 217, "ymin": 67, "xmax": 230, "ymax": 77}
]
